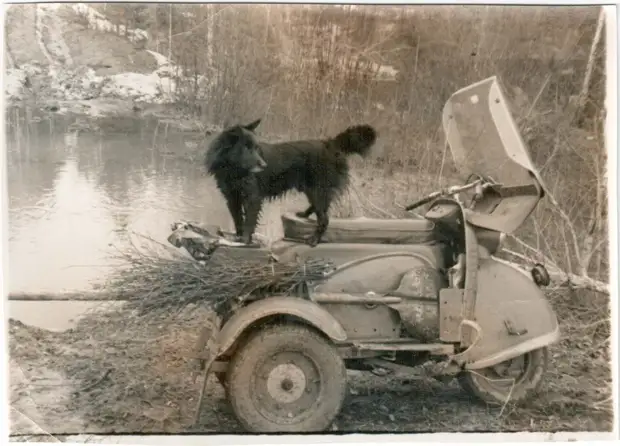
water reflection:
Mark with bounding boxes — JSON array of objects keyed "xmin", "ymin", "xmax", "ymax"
[
  {"xmin": 9, "ymin": 157, "xmax": 118, "ymax": 292},
  {"xmin": 6, "ymin": 114, "xmax": 227, "ymax": 293},
  {"xmin": 6, "ymin": 111, "xmax": 300, "ymax": 295}
]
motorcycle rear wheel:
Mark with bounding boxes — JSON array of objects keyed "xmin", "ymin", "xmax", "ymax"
[{"xmin": 457, "ymin": 347, "xmax": 548, "ymax": 405}]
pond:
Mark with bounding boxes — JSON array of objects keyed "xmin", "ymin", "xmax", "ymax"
[{"xmin": 5, "ymin": 109, "xmax": 296, "ymax": 329}]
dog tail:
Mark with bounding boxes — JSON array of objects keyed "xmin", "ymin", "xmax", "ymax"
[{"xmin": 332, "ymin": 124, "xmax": 377, "ymax": 157}]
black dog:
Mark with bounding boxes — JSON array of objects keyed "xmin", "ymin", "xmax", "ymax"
[{"xmin": 205, "ymin": 119, "xmax": 377, "ymax": 246}]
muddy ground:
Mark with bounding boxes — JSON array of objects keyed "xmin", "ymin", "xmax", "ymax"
[{"xmin": 8, "ymin": 289, "xmax": 612, "ymax": 436}]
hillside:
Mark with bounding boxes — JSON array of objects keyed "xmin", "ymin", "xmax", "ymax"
[{"xmin": 4, "ymin": 4, "xmax": 181, "ymax": 116}]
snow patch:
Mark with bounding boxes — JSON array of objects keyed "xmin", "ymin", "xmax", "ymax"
[
  {"xmin": 4, "ymin": 63, "xmax": 178, "ymax": 105},
  {"xmin": 37, "ymin": 4, "xmax": 74, "ymax": 66},
  {"xmin": 5, "ymin": 69, "xmax": 28, "ymax": 100},
  {"xmin": 294, "ymin": 57, "xmax": 398, "ymax": 82},
  {"xmin": 4, "ymin": 4, "xmax": 216, "ymax": 107},
  {"xmin": 70, "ymin": 3, "xmax": 149, "ymax": 44},
  {"xmin": 146, "ymin": 50, "xmax": 171, "ymax": 68},
  {"xmin": 375, "ymin": 64, "xmax": 399, "ymax": 81},
  {"xmin": 146, "ymin": 50, "xmax": 179, "ymax": 79},
  {"xmin": 102, "ymin": 72, "xmax": 171, "ymax": 103},
  {"xmin": 4, "ymin": 64, "xmax": 43, "ymax": 100}
]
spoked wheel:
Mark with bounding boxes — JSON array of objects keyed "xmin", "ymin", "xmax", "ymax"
[
  {"xmin": 227, "ymin": 323, "xmax": 347, "ymax": 432},
  {"xmin": 458, "ymin": 348, "xmax": 548, "ymax": 405}
]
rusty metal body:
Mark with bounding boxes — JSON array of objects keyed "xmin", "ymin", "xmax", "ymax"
[{"xmin": 184, "ymin": 77, "xmax": 561, "ymax": 432}]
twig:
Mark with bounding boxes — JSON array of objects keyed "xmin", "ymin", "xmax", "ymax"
[
  {"xmin": 73, "ymin": 368, "xmax": 112, "ymax": 395},
  {"xmin": 506, "ymin": 235, "xmax": 560, "ymax": 271},
  {"xmin": 544, "ymin": 187, "xmax": 584, "ymax": 270},
  {"xmin": 498, "ymin": 379, "xmax": 516, "ymax": 419}
]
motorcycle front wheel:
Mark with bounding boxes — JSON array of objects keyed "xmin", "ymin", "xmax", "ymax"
[{"xmin": 457, "ymin": 347, "xmax": 549, "ymax": 405}]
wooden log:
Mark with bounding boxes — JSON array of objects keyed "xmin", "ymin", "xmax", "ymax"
[{"xmin": 7, "ymin": 291, "xmax": 129, "ymax": 302}]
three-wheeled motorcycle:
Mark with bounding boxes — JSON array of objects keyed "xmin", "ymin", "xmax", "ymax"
[{"xmin": 185, "ymin": 77, "xmax": 560, "ymax": 433}]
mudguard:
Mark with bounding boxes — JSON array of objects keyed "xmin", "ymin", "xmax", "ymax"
[
  {"xmin": 215, "ymin": 296, "xmax": 347, "ymax": 357},
  {"xmin": 461, "ymin": 256, "xmax": 560, "ymax": 370}
]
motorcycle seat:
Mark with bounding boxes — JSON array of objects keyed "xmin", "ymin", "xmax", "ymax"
[{"xmin": 281, "ymin": 212, "xmax": 436, "ymax": 244}]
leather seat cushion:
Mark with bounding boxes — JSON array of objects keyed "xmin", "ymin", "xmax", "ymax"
[{"xmin": 281, "ymin": 213, "xmax": 436, "ymax": 244}]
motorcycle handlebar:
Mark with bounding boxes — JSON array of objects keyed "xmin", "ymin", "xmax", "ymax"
[
  {"xmin": 405, "ymin": 179, "xmax": 490, "ymax": 212},
  {"xmin": 404, "ymin": 194, "xmax": 439, "ymax": 211}
]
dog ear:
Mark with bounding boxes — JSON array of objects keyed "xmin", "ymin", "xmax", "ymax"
[
  {"xmin": 225, "ymin": 131, "xmax": 240, "ymax": 148},
  {"xmin": 243, "ymin": 118, "xmax": 262, "ymax": 132}
]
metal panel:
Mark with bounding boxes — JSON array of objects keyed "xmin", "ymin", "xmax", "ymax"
[
  {"xmin": 458, "ymin": 257, "xmax": 560, "ymax": 367},
  {"xmin": 439, "ymin": 288, "xmax": 464, "ymax": 343},
  {"xmin": 320, "ymin": 303, "xmax": 401, "ymax": 340}
]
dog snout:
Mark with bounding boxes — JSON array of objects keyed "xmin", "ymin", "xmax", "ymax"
[{"xmin": 250, "ymin": 158, "xmax": 267, "ymax": 173}]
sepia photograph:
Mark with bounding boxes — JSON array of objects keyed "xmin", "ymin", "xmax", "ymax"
[{"xmin": 3, "ymin": 1, "xmax": 616, "ymax": 441}]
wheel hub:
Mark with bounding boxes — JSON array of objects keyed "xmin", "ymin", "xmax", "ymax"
[
  {"xmin": 252, "ymin": 351, "xmax": 323, "ymax": 424},
  {"xmin": 266, "ymin": 363, "xmax": 307, "ymax": 404},
  {"xmin": 492, "ymin": 356, "xmax": 526, "ymax": 380}
]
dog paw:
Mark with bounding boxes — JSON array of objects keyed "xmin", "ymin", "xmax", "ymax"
[{"xmin": 306, "ymin": 235, "xmax": 320, "ymax": 247}]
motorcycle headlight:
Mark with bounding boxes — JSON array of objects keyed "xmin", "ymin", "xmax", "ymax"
[{"xmin": 531, "ymin": 263, "xmax": 551, "ymax": 287}]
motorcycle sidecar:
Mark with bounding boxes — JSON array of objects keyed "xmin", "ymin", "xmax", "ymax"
[{"xmin": 194, "ymin": 213, "xmax": 555, "ymax": 433}]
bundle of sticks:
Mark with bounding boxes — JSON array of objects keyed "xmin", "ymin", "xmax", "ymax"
[{"xmin": 108, "ymin": 221, "xmax": 333, "ymax": 317}]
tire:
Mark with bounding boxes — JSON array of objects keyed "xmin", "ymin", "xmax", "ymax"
[
  {"xmin": 227, "ymin": 323, "xmax": 347, "ymax": 432},
  {"xmin": 457, "ymin": 347, "xmax": 548, "ymax": 405}
]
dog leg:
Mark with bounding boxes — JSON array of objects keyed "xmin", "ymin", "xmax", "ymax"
[
  {"xmin": 224, "ymin": 193, "xmax": 244, "ymax": 237},
  {"xmin": 303, "ymin": 189, "xmax": 332, "ymax": 247},
  {"xmin": 306, "ymin": 208, "xmax": 328, "ymax": 247},
  {"xmin": 296, "ymin": 205, "xmax": 315, "ymax": 219},
  {"xmin": 242, "ymin": 200, "xmax": 263, "ymax": 245}
]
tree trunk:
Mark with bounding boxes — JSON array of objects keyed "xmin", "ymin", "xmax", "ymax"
[
  {"xmin": 168, "ymin": 4, "xmax": 173, "ymax": 61},
  {"xmin": 575, "ymin": 7, "xmax": 605, "ymax": 125}
]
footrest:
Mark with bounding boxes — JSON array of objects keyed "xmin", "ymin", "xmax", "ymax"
[{"xmin": 353, "ymin": 340, "xmax": 454, "ymax": 354}]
